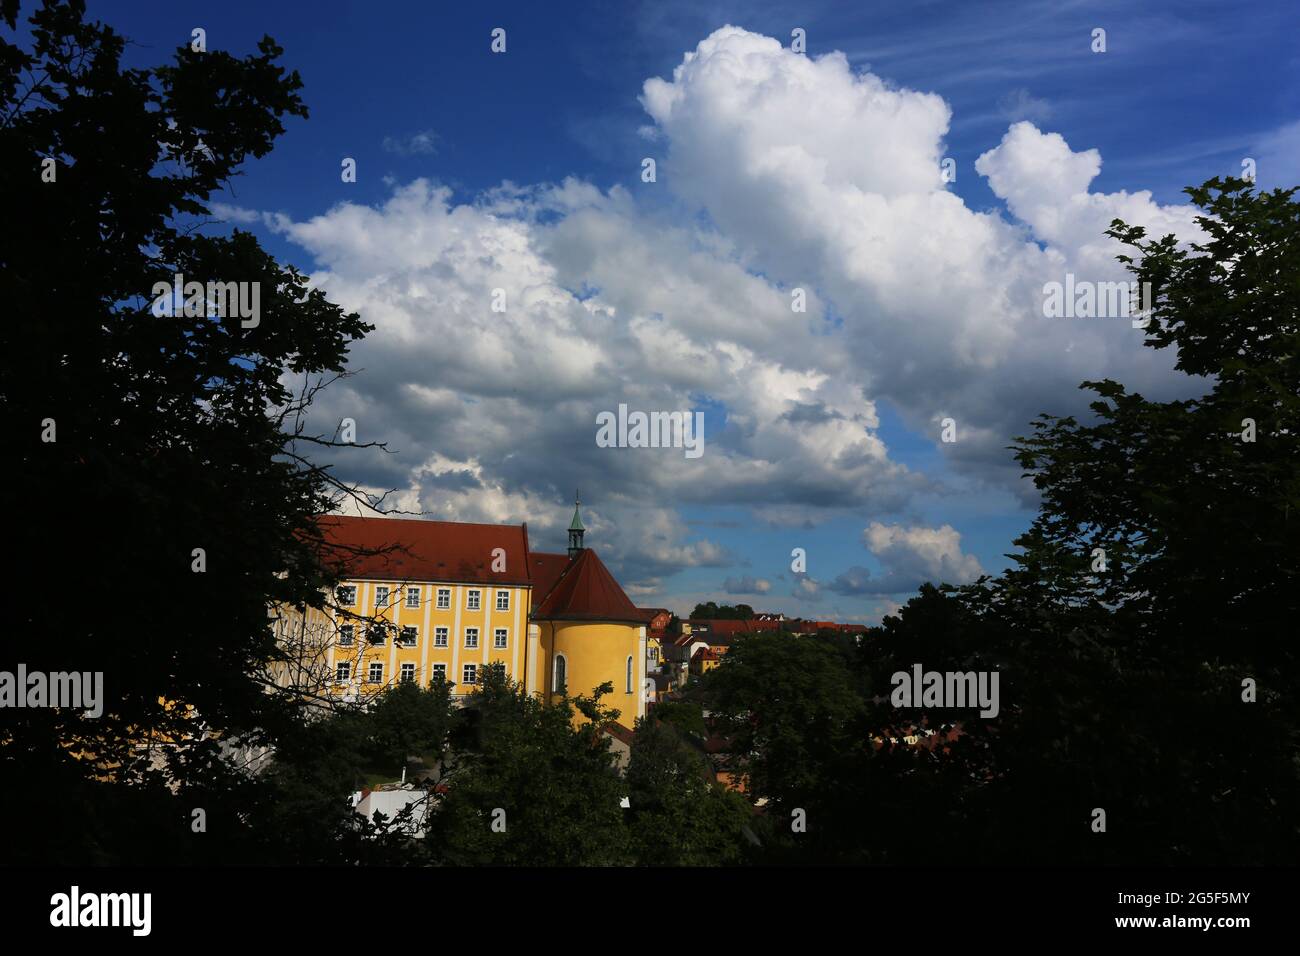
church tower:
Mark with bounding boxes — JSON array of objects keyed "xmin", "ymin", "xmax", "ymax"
[{"xmin": 567, "ymin": 490, "xmax": 585, "ymax": 558}]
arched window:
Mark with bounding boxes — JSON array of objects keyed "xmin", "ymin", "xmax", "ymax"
[
  {"xmin": 553, "ymin": 653, "xmax": 567, "ymax": 693},
  {"xmin": 626, "ymin": 655, "xmax": 634, "ymax": 693}
]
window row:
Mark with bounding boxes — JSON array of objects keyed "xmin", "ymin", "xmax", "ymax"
[
  {"xmin": 334, "ymin": 585, "xmax": 511, "ymax": 611},
  {"xmin": 337, "ymin": 625, "xmax": 509, "ymax": 649},
  {"xmin": 334, "ymin": 661, "xmax": 504, "ymax": 686}
]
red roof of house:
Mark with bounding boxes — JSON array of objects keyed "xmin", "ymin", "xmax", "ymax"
[
  {"xmin": 532, "ymin": 548, "xmax": 644, "ymax": 624},
  {"xmin": 317, "ymin": 515, "xmax": 532, "ymax": 586},
  {"xmin": 527, "ymin": 551, "xmax": 572, "ymax": 604},
  {"xmin": 695, "ymin": 619, "xmax": 780, "ymax": 637}
]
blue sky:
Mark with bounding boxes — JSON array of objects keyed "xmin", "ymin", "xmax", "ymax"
[{"xmin": 88, "ymin": 0, "xmax": 1300, "ymax": 621}]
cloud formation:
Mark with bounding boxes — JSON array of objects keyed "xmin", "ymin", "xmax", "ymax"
[
  {"xmin": 247, "ymin": 26, "xmax": 1213, "ymax": 608},
  {"xmin": 828, "ymin": 522, "xmax": 984, "ymax": 596}
]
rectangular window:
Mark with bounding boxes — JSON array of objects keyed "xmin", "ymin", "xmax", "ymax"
[
  {"xmin": 336, "ymin": 585, "xmax": 356, "ymax": 607},
  {"xmin": 465, "ymin": 628, "xmax": 479, "ymax": 649},
  {"xmin": 436, "ymin": 589, "xmax": 451, "ymax": 609},
  {"xmin": 399, "ymin": 625, "xmax": 418, "ymax": 647},
  {"xmin": 466, "ymin": 590, "xmax": 481, "ymax": 611},
  {"xmin": 400, "ymin": 663, "xmax": 416, "ymax": 683},
  {"xmin": 367, "ymin": 627, "xmax": 386, "ymax": 646},
  {"xmin": 431, "ymin": 663, "xmax": 446, "ymax": 682},
  {"xmin": 462, "ymin": 664, "xmax": 477, "ymax": 685},
  {"xmin": 495, "ymin": 590, "xmax": 510, "ymax": 611},
  {"xmin": 494, "ymin": 628, "xmax": 508, "ymax": 649},
  {"xmin": 375, "ymin": 586, "xmax": 390, "ymax": 607},
  {"xmin": 336, "ymin": 661, "xmax": 350, "ymax": 682},
  {"xmin": 405, "ymin": 587, "xmax": 420, "ymax": 608},
  {"xmin": 434, "ymin": 627, "xmax": 449, "ymax": 648},
  {"xmin": 489, "ymin": 662, "xmax": 505, "ymax": 680},
  {"xmin": 338, "ymin": 625, "xmax": 354, "ymax": 647},
  {"xmin": 368, "ymin": 662, "xmax": 383, "ymax": 683}
]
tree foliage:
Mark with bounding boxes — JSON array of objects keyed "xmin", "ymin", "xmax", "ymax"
[{"xmin": 1, "ymin": 0, "xmax": 374, "ymax": 863}]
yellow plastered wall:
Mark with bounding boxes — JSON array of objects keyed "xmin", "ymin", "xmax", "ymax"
[
  {"xmin": 273, "ymin": 579, "xmax": 530, "ymax": 698},
  {"xmin": 539, "ymin": 620, "xmax": 645, "ymax": 729}
]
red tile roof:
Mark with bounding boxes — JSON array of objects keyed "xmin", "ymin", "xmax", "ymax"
[
  {"xmin": 317, "ymin": 515, "xmax": 532, "ymax": 586},
  {"xmin": 527, "ymin": 551, "xmax": 572, "ymax": 604},
  {"xmin": 532, "ymin": 548, "xmax": 644, "ymax": 624},
  {"xmin": 692, "ymin": 619, "xmax": 780, "ymax": 637}
]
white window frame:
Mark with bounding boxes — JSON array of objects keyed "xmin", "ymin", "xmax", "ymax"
[
  {"xmin": 466, "ymin": 589, "xmax": 481, "ymax": 611},
  {"xmin": 368, "ymin": 662, "xmax": 383, "ymax": 684},
  {"xmin": 462, "ymin": 663, "xmax": 477, "ymax": 685},
  {"xmin": 434, "ymin": 627, "xmax": 449, "ymax": 648},
  {"xmin": 553, "ymin": 653, "xmax": 567, "ymax": 693},
  {"xmin": 399, "ymin": 625, "xmax": 418, "ymax": 647},
  {"xmin": 336, "ymin": 585, "xmax": 356, "ymax": 607},
  {"xmin": 436, "ymin": 588, "xmax": 451, "ymax": 609},
  {"xmin": 493, "ymin": 628, "xmax": 508, "ymax": 649},
  {"xmin": 431, "ymin": 663, "xmax": 447, "ymax": 682},
  {"xmin": 400, "ymin": 662, "xmax": 416, "ymax": 683},
  {"xmin": 495, "ymin": 590, "xmax": 510, "ymax": 611},
  {"xmin": 375, "ymin": 585, "xmax": 390, "ymax": 608},
  {"xmin": 626, "ymin": 656, "xmax": 634, "ymax": 693},
  {"xmin": 336, "ymin": 661, "xmax": 351, "ymax": 682},
  {"xmin": 367, "ymin": 626, "xmax": 386, "ymax": 646},
  {"xmin": 464, "ymin": 627, "xmax": 479, "ymax": 649},
  {"xmin": 405, "ymin": 587, "xmax": 420, "ymax": 609},
  {"xmin": 338, "ymin": 624, "xmax": 354, "ymax": 647}
]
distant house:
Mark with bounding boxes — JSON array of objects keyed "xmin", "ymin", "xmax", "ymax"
[
  {"xmin": 637, "ymin": 607, "xmax": 673, "ymax": 673},
  {"xmin": 638, "ymin": 607, "xmax": 672, "ymax": 638},
  {"xmin": 690, "ymin": 646, "xmax": 722, "ymax": 676},
  {"xmin": 658, "ymin": 636, "xmax": 695, "ymax": 690}
]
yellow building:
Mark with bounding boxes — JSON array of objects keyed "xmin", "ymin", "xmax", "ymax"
[
  {"xmin": 690, "ymin": 646, "xmax": 723, "ymax": 676},
  {"xmin": 273, "ymin": 497, "xmax": 648, "ymax": 731}
]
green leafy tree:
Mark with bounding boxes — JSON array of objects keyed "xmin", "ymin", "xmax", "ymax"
[
  {"xmin": 953, "ymin": 178, "xmax": 1300, "ymax": 862},
  {"xmin": 653, "ymin": 699, "xmax": 707, "ymax": 738},
  {"xmin": 624, "ymin": 716, "xmax": 754, "ymax": 865},
  {"xmin": 423, "ymin": 670, "xmax": 630, "ymax": 865},
  {"xmin": 1, "ymin": 0, "xmax": 372, "ymax": 863},
  {"xmin": 701, "ymin": 632, "xmax": 870, "ymax": 858},
  {"xmin": 689, "ymin": 601, "xmax": 754, "ymax": 619},
  {"xmin": 367, "ymin": 679, "xmax": 454, "ymax": 780}
]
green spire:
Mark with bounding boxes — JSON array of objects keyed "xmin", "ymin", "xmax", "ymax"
[{"xmin": 567, "ymin": 491, "xmax": 586, "ymax": 558}]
